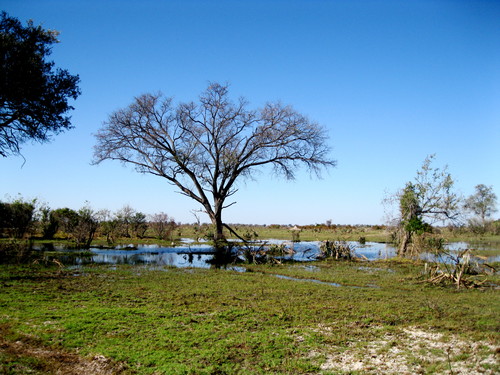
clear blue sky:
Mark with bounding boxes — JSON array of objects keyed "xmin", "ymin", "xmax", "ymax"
[{"xmin": 1, "ymin": 0, "xmax": 499, "ymax": 225}]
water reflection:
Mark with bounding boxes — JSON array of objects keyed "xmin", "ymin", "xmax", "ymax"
[
  {"xmin": 251, "ymin": 240, "xmax": 397, "ymax": 261},
  {"xmin": 24, "ymin": 239, "xmax": 500, "ymax": 269},
  {"xmin": 91, "ymin": 252, "xmax": 214, "ymax": 268},
  {"xmin": 88, "ymin": 241, "xmax": 397, "ymax": 266},
  {"xmin": 87, "ymin": 243, "xmax": 217, "ymax": 268}
]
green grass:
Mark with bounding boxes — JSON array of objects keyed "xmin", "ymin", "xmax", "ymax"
[{"xmin": 0, "ymin": 261, "xmax": 498, "ymax": 374}]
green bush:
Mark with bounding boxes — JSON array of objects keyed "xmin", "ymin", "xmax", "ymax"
[{"xmin": 0, "ymin": 199, "xmax": 35, "ymax": 238}]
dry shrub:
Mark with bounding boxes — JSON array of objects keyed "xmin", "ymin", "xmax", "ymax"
[{"xmin": 424, "ymin": 249, "xmax": 495, "ymax": 289}]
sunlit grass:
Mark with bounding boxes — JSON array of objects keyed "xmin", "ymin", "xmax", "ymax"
[{"xmin": 0, "ymin": 261, "xmax": 498, "ymax": 374}]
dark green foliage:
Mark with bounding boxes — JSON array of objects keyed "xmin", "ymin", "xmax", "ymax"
[
  {"xmin": 39, "ymin": 207, "xmax": 58, "ymax": 239},
  {"xmin": 0, "ymin": 11, "xmax": 80, "ymax": 157},
  {"xmin": 242, "ymin": 229, "xmax": 259, "ymax": 241},
  {"xmin": 0, "ymin": 199, "xmax": 35, "ymax": 238},
  {"xmin": 399, "ymin": 182, "xmax": 420, "ymax": 222},
  {"xmin": 51, "ymin": 208, "xmax": 79, "ymax": 235},
  {"xmin": 0, "ymin": 202, "xmax": 9, "ymax": 231},
  {"xmin": 398, "ymin": 182, "xmax": 432, "ymax": 237},
  {"xmin": 0, "ymin": 240, "xmax": 33, "ymax": 263},
  {"xmin": 425, "ymin": 236, "xmax": 444, "ymax": 250},
  {"xmin": 403, "ymin": 216, "xmax": 432, "ymax": 234},
  {"xmin": 490, "ymin": 220, "xmax": 500, "ymax": 235}
]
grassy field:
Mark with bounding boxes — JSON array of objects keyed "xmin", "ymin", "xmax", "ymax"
[
  {"xmin": 178, "ymin": 224, "xmax": 393, "ymax": 243},
  {"xmin": 0, "ymin": 259, "xmax": 498, "ymax": 374}
]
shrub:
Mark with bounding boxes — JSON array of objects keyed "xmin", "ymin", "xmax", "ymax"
[
  {"xmin": 318, "ymin": 240, "xmax": 354, "ymax": 260},
  {"xmin": 0, "ymin": 199, "xmax": 36, "ymax": 238}
]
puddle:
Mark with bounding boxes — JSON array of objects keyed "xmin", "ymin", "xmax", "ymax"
[
  {"xmin": 273, "ymin": 274, "xmax": 342, "ymax": 287},
  {"xmin": 228, "ymin": 266, "xmax": 247, "ymax": 273},
  {"xmin": 301, "ymin": 265, "xmax": 320, "ymax": 272},
  {"xmin": 272, "ymin": 274, "xmax": 380, "ymax": 289}
]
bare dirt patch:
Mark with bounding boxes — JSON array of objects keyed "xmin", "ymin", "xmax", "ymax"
[
  {"xmin": 314, "ymin": 325, "xmax": 499, "ymax": 374},
  {"xmin": 0, "ymin": 332, "xmax": 128, "ymax": 374}
]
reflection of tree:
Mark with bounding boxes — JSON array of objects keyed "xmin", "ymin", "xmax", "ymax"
[{"xmin": 160, "ymin": 253, "xmax": 176, "ymax": 266}]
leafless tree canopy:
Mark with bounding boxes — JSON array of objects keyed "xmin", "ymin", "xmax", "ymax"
[{"xmin": 93, "ymin": 83, "xmax": 335, "ymax": 239}]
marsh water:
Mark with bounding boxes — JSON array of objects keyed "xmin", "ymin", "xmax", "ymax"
[{"xmin": 33, "ymin": 239, "xmax": 500, "ymax": 269}]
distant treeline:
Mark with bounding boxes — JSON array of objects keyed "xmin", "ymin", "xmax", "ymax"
[
  {"xmin": 0, "ymin": 199, "xmax": 178, "ymax": 247},
  {"xmin": 1, "ymin": 198, "xmax": 499, "ymax": 248}
]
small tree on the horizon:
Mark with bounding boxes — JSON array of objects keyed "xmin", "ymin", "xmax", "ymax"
[
  {"xmin": 93, "ymin": 83, "xmax": 335, "ymax": 243},
  {"xmin": 149, "ymin": 212, "xmax": 177, "ymax": 241},
  {"xmin": 73, "ymin": 205, "xmax": 99, "ymax": 248},
  {"xmin": 464, "ymin": 184, "xmax": 498, "ymax": 232},
  {"xmin": 114, "ymin": 205, "xmax": 135, "ymax": 238},
  {"xmin": 465, "ymin": 184, "xmax": 498, "ymax": 223},
  {"xmin": 130, "ymin": 212, "xmax": 148, "ymax": 239}
]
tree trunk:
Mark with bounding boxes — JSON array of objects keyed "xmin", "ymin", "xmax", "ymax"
[
  {"xmin": 208, "ymin": 209, "xmax": 233, "ymax": 262},
  {"xmin": 210, "ymin": 197, "xmax": 226, "ymax": 242},
  {"xmin": 398, "ymin": 228, "xmax": 411, "ymax": 256},
  {"xmin": 213, "ymin": 215, "xmax": 225, "ymax": 242}
]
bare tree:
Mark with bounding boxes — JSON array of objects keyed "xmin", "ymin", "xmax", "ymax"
[
  {"xmin": 149, "ymin": 212, "xmax": 177, "ymax": 241},
  {"xmin": 93, "ymin": 83, "xmax": 335, "ymax": 242}
]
